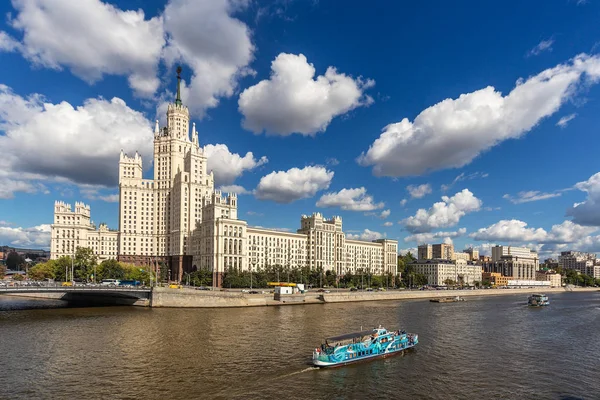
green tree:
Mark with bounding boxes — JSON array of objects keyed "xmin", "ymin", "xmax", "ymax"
[
  {"xmin": 28, "ymin": 261, "xmax": 57, "ymax": 281},
  {"xmin": 97, "ymin": 259, "xmax": 125, "ymax": 280},
  {"xmin": 188, "ymin": 266, "xmax": 213, "ymax": 287},
  {"xmin": 443, "ymin": 278, "xmax": 456, "ymax": 286},
  {"xmin": 54, "ymin": 256, "xmax": 73, "ymax": 281},
  {"xmin": 12, "ymin": 273, "xmax": 24, "ymax": 281},
  {"xmin": 122, "ymin": 263, "xmax": 155, "ymax": 285},
  {"xmin": 74, "ymin": 247, "xmax": 98, "ymax": 281},
  {"xmin": 6, "ymin": 252, "xmax": 25, "ymax": 270},
  {"xmin": 0, "ymin": 263, "xmax": 6, "ymax": 279}
]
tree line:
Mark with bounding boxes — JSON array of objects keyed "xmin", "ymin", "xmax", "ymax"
[{"xmin": 26, "ymin": 247, "xmax": 156, "ymax": 285}]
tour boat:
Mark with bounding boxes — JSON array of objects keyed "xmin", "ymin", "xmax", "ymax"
[
  {"xmin": 312, "ymin": 326, "xmax": 418, "ymax": 368},
  {"xmin": 528, "ymin": 293, "xmax": 550, "ymax": 307},
  {"xmin": 430, "ymin": 296, "xmax": 465, "ymax": 303}
]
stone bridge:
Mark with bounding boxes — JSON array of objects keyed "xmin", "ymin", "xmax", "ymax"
[{"xmin": 0, "ymin": 286, "xmax": 151, "ymax": 306}]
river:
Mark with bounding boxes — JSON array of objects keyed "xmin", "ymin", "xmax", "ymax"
[{"xmin": 1, "ymin": 291, "xmax": 599, "ymax": 399}]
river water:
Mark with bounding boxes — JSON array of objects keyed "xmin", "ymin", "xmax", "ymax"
[{"xmin": 1, "ymin": 291, "xmax": 599, "ymax": 400}]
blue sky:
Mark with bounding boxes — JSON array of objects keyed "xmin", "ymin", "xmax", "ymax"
[{"xmin": 1, "ymin": 0, "xmax": 600, "ymax": 258}]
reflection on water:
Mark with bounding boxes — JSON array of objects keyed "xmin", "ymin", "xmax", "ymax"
[{"xmin": 1, "ymin": 292, "xmax": 599, "ymax": 399}]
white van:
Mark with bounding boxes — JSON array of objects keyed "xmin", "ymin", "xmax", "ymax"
[{"xmin": 101, "ymin": 279, "xmax": 120, "ymax": 286}]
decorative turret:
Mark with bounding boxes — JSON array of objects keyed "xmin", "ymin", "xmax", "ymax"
[{"xmin": 154, "ymin": 120, "xmax": 160, "ymax": 136}]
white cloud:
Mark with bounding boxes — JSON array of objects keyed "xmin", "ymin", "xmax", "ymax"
[
  {"xmin": 0, "ymin": 85, "xmax": 153, "ymax": 197},
  {"xmin": 400, "ymin": 199, "xmax": 408, "ymax": 207},
  {"xmin": 404, "ymin": 228, "xmax": 467, "ymax": 244},
  {"xmin": 567, "ymin": 172, "xmax": 600, "ymax": 226},
  {"xmin": 441, "ymin": 171, "xmax": 488, "ymax": 192},
  {"xmin": 527, "ymin": 38, "xmax": 554, "ymax": 57},
  {"xmin": 502, "ymin": 190, "xmax": 562, "ymax": 204},
  {"xmin": 3, "ymin": 0, "xmax": 256, "ymax": 109},
  {"xmin": 0, "ymin": 31, "xmax": 20, "ymax": 52},
  {"xmin": 255, "ymin": 166, "xmax": 333, "ymax": 203},
  {"xmin": 0, "ymin": 223, "xmax": 51, "ymax": 248},
  {"xmin": 407, "ymin": 183, "xmax": 432, "ymax": 199},
  {"xmin": 556, "ymin": 113, "xmax": 577, "ymax": 128},
  {"xmin": 316, "ymin": 187, "xmax": 384, "ymax": 211},
  {"xmin": 238, "ymin": 53, "xmax": 374, "ymax": 136},
  {"xmin": 203, "ymin": 144, "xmax": 268, "ymax": 186},
  {"xmin": 399, "ymin": 247, "xmax": 417, "ymax": 256},
  {"xmin": 402, "ymin": 189, "xmax": 482, "ymax": 233},
  {"xmin": 0, "ymin": 180, "xmax": 43, "ymax": 199},
  {"xmin": 78, "ymin": 185, "xmax": 120, "ymax": 203},
  {"xmin": 358, "ymin": 54, "xmax": 600, "ymax": 177},
  {"xmin": 246, "ymin": 211, "xmax": 263, "ymax": 217},
  {"xmin": 346, "ymin": 229, "xmax": 384, "ymax": 241},
  {"xmin": 218, "ymin": 184, "xmax": 249, "ymax": 195},
  {"xmin": 470, "ymin": 219, "xmax": 598, "ymax": 244},
  {"xmin": 470, "ymin": 219, "xmax": 547, "ymax": 242},
  {"xmin": 326, "ymin": 158, "xmax": 340, "ymax": 166},
  {"xmin": 5, "ymin": 0, "xmax": 164, "ymax": 97},
  {"xmin": 383, "ymin": 221, "xmax": 393, "ymax": 227},
  {"xmin": 161, "ymin": 0, "xmax": 255, "ymax": 117},
  {"xmin": 380, "ymin": 209, "xmax": 391, "ymax": 219}
]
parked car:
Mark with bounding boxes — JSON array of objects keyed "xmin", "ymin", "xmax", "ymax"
[
  {"xmin": 350, "ymin": 287, "xmax": 358, "ymax": 292},
  {"xmin": 248, "ymin": 290, "xmax": 259, "ymax": 294}
]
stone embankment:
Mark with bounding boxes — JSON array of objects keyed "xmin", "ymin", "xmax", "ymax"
[{"xmin": 150, "ymin": 286, "xmax": 597, "ymax": 308}]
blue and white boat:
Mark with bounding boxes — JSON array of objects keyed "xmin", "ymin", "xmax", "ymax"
[
  {"xmin": 528, "ymin": 293, "xmax": 550, "ymax": 307},
  {"xmin": 312, "ymin": 326, "xmax": 418, "ymax": 368}
]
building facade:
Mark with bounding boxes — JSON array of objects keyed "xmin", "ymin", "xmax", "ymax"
[
  {"xmin": 411, "ymin": 259, "xmax": 482, "ymax": 286},
  {"xmin": 50, "ymin": 201, "xmax": 119, "ymax": 262},
  {"xmin": 483, "ymin": 245, "xmax": 539, "ymax": 280},
  {"xmin": 418, "ymin": 243, "xmax": 455, "ymax": 260},
  {"xmin": 50, "ymin": 69, "xmax": 398, "ymax": 286},
  {"xmin": 535, "ymin": 271, "xmax": 562, "ymax": 287}
]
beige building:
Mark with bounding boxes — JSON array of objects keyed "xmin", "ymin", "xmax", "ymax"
[
  {"xmin": 50, "ymin": 69, "xmax": 398, "ymax": 287},
  {"xmin": 50, "ymin": 201, "xmax": 119, "ymax": 262},
  {"xmin": 485, "ymin": 245, "xmax": 539, "ymax": 280},
  {"xmin": 464, "ymin": 248, "xmax": 479, "ymax": 262},
  {"xmin": 412, "ymin": 259, "xmax": 482, "ymax": 286},
  {"xmin": 418, "ymin": 243, "xmax": 455, "ymax": 260},
  {"xmin": 536, "ymin": 271, "xmax": 562, "ymax": 287}
]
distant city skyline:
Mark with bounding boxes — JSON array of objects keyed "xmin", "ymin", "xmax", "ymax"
[{"xmin": 1, "ymin": 0, "xmax": 600, "ymax": 260}]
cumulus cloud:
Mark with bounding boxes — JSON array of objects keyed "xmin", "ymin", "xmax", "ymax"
[
  {"xmin": 567, "ymin": 172, "xmax": 600, "ymax": 226},
  {"xmin": 407, "ymin": 183, "xmax": 432, "ymax": 199},
  {"xmin": 0, "ymin": 31, "xmax": 20, "ymax": 52},
  {"xmin": 503, "ymin": 190, "xmax": 562, "ymax": 204},
  {"xmin": 346, "ymin": 229, "xmax": 384, "ymax": 241},
  {"xmin": 316, "ymin": 187, "xmax": 384, "ymax": 211},
  {"xmin": 79, "ymin": 185, "xmax": 120, "ymax": 203},
  {"xmin": 527, "ymin": 38, "xmax": 554, "ymax": 57},
  {"xmin": 203, "ymin": 144, "xmax": 268, "ymax": 186},
  {"xmin": 0, "ymin": 223, "xmax": 51, "ymax": 248},
  {"xmin": 556, "ymin": 113, "xmax": 577, "ymax": 128},
  {"xmin": 255, "ymin": 166, "xmax": 333, "ymax": 203},
  {"xmin": 238, "ymin": 53, "xmax": 374, "ymax": 136},
  {"xmin": 470, "ymin": 219, "xmax": 598, "ymax": 244},
  {"xmin": 218, "ymin": 184, "xmax": 249, "ymax": 195},
  {"xmin": 383, "ymin": 221, "xmax": 393, "ymax": 227},
  {"xmin": 161, "ymin": 0, "xmax": 255, "ymax": 117},
  {"xmin": 441, "ymin": 171, "xmax": 488, "ymax": 192},
  {"xmin": 399, "ymin": 247, "xmax": 417, "ymax": 256},
  {"xmin": 402, "ymin": 189, "xmax": 482, "ymax": 233},
  {"xmin": 358, "ymin": 54, "xmax": 600, "ymax": 177},
  {"xmin": 4, "ymin": 0, "xmax": 164, "ymax": 97},
  {"xmin": 3, "ymin": 0, "xmax": 256, "ymax": 110},
  {"xmin": 400, "ymin": 199, "xmax": 408, "ymax": 207},
  {"xmin": 0, "ymin": 84, "xmax": 153, "ymax": 197},
  {"xmin": 404, "ymin": 228, "xmax": 467, "ymax": 244}
]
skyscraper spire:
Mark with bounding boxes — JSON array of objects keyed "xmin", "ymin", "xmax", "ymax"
[{"xmin": 175, "ymin": 65, "xmax": 182, "ymax": 106}]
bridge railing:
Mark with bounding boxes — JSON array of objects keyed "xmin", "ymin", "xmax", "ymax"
[{"xmin": 0, "ymin": 284, "xmax": 151, "ymax": 292}]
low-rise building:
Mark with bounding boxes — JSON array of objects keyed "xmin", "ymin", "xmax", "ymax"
[
  {"xmin": 536, "ymin": 270, "xmax": 562, "ymax": 287},
  {"xmin": 411, "ymin": 259, "xmax": 482, "ymax": 286},
  {"xmin": 482, "ymin": 272, "xmax": 510, "ymax": 287},
  {"xmin": 507, "ymin": 279, "xmax": 551, "ymax": 288}
]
